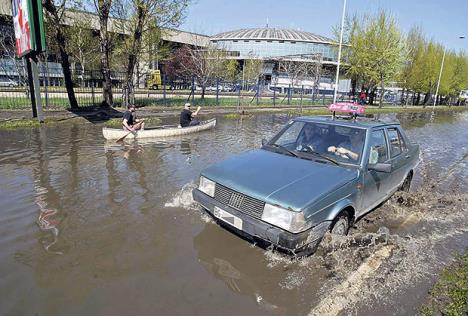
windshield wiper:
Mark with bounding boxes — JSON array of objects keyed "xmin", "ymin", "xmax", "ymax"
[
  {"xmin": 304, "ymin": 150, "xmax": 339, "ymax": 165},
  {"xmin": 270, "ymin": 144, "xmax": 298, "ymax": 157}
]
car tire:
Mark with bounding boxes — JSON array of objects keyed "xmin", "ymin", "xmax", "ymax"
[
  {"xmin": 330, "ymin": 211, "xmax": 350, "ymax": 235},
  {"xmin": 400, "ymin": 173, "xmax": 412, "ymax": 192}
]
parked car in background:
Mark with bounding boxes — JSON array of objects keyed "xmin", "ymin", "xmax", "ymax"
[
  {"xmin": 193, "ymin": 116, "xmax": 419, "ymax": 256},
  {"xmin": 459, "ymin": 90, "xmax": 468, "ymax": 100},
  {"xmin": 0, "ymin": 78, "xmax": 19, "ymax": 87}
]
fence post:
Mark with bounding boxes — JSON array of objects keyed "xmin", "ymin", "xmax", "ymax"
[
  {"xmin": 42, "ymin": 56, "xmax": 50, "ymax": 109},
  {"xmin": 256, "ymin": 81, "xmax": 259, "ymax": 106},
  {"xmin": 237, "ymin": 82, "xmax": 241, "ymax": 112},
  {"xmin": 191, "ymin": 76, "xmax": 195, "ymax": 103},
  {"xmin": 91, "ymin": 77, "xmax": 95, "ymax": 106},
  {"xmin": 163, "ymin": 74, "xmax": 166, "ymax": 106},
  {"xmin": 300, "ymin": 85, "xmax": 304, "ymax": 112},
  {"xmin": 273, "ymin": 85, "xmax": 276, "ymax": 107},
  {"xmin": 216, "ymin": 78, "xmax": 219, "ymax": 106}
]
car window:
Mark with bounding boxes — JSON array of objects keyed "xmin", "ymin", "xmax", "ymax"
[
  {"xmin": 368, "ymin": 130, "xmax": 388, "ymax": 164},
  {"xmin": 274, "ymin": 121, "xmax": 305, "ymax": 146},
  {"xmin": 269, "ymin": 121, "xmax": 365, "ymax": 164},
  {"xmin": 398, "ymin": 128, "xmax": 408, "ymax": 151},
  {"xmin": 387, "ymin": 128, "xmax": 403, "ymax": 158}
]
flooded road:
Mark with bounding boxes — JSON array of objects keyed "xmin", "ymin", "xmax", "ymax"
[{"xmin": 0, "ymin": 111, "xmax": 467, "ymax": 315}]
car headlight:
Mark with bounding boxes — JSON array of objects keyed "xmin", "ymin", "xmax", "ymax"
[
  {"xmin": 199, "ymin": 176, "xmax": 215, "ymax": 197},
  {"xmin": 261, "ymin": 203, "xmax": 312, "ymax": 233}
]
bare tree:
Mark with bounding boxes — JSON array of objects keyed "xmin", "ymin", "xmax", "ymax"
[
  {"xmin": 42, "ymin": 0, "xmax": 79, "ymax": 109},
  {"xmin": 64, "ymin": 12, "xmax": 100, "ymax": 78},
  {"xmin": 112, "ymin": 0, "xmax": 189, "ymax": 106},
  {"xmin": 171, "ymin": 43, "xmax": 227, "ymax": 99},
  {"xmin": 242, "ymin": 53, "xmax": 263, "ymax": 88},
  {"xmin": 94, "ymin": 0, "xmax": 114, "ymax": 107}
]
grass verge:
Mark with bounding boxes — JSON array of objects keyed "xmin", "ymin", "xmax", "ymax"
[{"xmin": 419, "ymin": 251, "xmax": 468, "ymax": 316}]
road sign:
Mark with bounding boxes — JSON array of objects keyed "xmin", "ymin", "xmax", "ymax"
[{"xmin": 12, "ymin": 0, "xmax": 46, "ymax": 57}]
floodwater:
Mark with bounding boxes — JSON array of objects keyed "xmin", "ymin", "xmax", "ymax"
[{"xmin": 0, "ymin": 111, "xmax": 467, "ymax": 316}]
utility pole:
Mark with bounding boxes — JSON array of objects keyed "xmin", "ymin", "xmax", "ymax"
[
  {"xmin": 432, "ymin": 36, "xmax": 465, "ymax": 115},
  {"xmin": 333, "ymin": 0, "xmax": 347, "ymax": 104}
]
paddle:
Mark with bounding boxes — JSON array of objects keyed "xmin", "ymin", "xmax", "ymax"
[{"xmin": 116, "ymin": 130, "xmax": 136, "ymax": 142}]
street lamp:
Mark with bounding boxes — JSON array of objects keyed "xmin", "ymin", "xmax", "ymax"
[
  {"xmin": 432, "ymin": 35, "xmax": 465, "ymax": 110},
  {"xmin": 333, "ymin": 0, "xmax": 347, "ymax": 104}
]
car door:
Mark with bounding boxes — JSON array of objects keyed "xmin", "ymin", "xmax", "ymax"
[
  {"xmin": 360, "ymin": 128, "xmax": 393, "ymax": 214},
  {"xmin": 386, "ymin": 127, "xmax": 408, "ymax": 192}
]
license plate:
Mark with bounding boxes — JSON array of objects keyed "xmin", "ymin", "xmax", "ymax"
[{"xmin": 213, "ymin": 206, "xmax": 243, "ymax": 230}]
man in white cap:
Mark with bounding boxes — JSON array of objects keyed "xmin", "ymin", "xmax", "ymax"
[{"xmin": 180, "ymin": 103, "xmax": 201, "ymax": 127}]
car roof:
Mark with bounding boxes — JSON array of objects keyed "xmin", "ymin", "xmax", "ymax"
[{"xmin": 294, "ymin": 115, "xmax": 400, "ymax": 129}]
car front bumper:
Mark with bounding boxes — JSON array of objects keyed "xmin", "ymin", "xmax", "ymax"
[{"xmin": 192, "ymin": 188, "xmax": 330, "ymax": 256}]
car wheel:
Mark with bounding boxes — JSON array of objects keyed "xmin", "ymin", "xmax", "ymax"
[
  {"xmin": 330, "ymin": 211, "xmax": 350, "ymax": 235},
  {"xmin": 400, "ymin": 173, "xmax": 412, "ymax": 192}
]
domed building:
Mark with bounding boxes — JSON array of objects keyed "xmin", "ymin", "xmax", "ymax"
[
  {"xmin": 210, "ymin": 27, "xmax": 339, "ymax": 88},
  {"xmin": 211, "ymin": 27, "xmax": 337, "ymax": 62}
]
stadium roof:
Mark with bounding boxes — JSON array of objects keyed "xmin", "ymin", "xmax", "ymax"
[{"xmin": 211, "ymin": 28, "xmax": 335, "ymax": 44}]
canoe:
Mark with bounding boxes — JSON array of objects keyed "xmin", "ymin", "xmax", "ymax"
[{"xmin": 102, "ymin": 118, "xmax": 216, "ymax": 140}]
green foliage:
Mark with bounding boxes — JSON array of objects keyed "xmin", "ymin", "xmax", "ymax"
[
  {"xmin": 224, "ymin": 59, "xmax": 240, "ymax": 82},
  {"xmin": 419, "ymin": 251, "xmax": 468, "ymax": 316},
  {"xmin": 63, "ymin": 11, "xmax": 101, "ymax": 72},
  {"xmin": 342, "ymin": 12, "xmax": 468, "ymax": 106},
  {"xmin": 243, "ymin": 54, "xmax": 264, "ymax": 83},
  {"xmin": 344, "ymin": 11, "xmax": 403, "ymax": 107}
]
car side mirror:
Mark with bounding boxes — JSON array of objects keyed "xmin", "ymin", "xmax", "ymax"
[
  {"xmin": 368, "ymin": 163, "xmax": 392, "ymax": 173},
  {"xmin": 262, "ymin": 138, "xmax": 267, "ymax": 146}
]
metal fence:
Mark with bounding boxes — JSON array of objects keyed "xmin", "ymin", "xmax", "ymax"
[{"xmin": 0, "ymin": 61, "xmax": 351, "ymax": 110}]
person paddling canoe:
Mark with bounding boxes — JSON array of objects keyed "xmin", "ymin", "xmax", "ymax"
[
  {"xmin": 123, "ymin": 104, "xmax": 145, "ymax": 132},
  {"xmin": 180, "ymin": 103, "xmax": 201, "ymax": 127}
]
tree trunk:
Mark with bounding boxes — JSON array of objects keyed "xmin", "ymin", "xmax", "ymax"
[
  {"xmin": 42, "ymin": 0, "xmax": 78, "ymax": 109},
  {"xmin": 422, "ymin": 89, "xmax": 431, "ymax": 107},
  {"xmin": 124, "ymin": 2, "xmax": 146, "ymax": 107},
  {"xmin": 98, "ymin": 0, "xmax": 113, "ymax": 107},
  {"xmin": 351, "ymin": 78, "xmax": 357, "ymax": 102},
  {"xmin": 368, "ymin": 87, "xmax": 376, "ymax": 105},
  {"xmin": 400, "ymin": 87, "xmax": 406, "ymax": 105}
]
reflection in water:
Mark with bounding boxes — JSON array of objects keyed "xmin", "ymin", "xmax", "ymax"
[{"xmin": 34, "ymin": 183, "xmax": 62, "ymax": 255}]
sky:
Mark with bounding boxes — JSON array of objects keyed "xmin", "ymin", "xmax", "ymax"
[{"xmin": 180, "ymin": 0, "xmax": 468, "ymax": 52}]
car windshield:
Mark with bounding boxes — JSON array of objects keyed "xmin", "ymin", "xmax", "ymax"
[{"xmin": 266, "ymin": 121, "xmax": 366, "ymax": 165}]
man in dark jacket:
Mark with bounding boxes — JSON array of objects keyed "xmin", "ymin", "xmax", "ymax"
[
  {"xmin": 122, "ymin": 104, "xmax": 145, "ymax": 132},
  {"xmin": 180, "ymin": 103, "xmax": 201, "ymax": 127}
]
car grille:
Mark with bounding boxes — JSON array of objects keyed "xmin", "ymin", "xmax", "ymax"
[{"xmin": 214, "ymin": 183, "xmax": 265, "ymax": 219}]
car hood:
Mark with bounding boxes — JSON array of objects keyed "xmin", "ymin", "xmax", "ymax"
[{"xmin": 201, "ymin": 149, "xmax": 358, "ymax": 210}]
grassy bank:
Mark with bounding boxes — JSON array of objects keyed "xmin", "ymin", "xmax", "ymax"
[
  {"xmin": 1, "ymin": 105, "xmax": 467, "ymax": 129},
  {"xmin": 419, "ymin": 251, "xmax": 468, "ymax": 316},
  {"xmin": 104, "ymin": 117, "xmax": 162, "ymax": 128}
]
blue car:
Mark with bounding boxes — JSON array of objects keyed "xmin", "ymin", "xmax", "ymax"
[{"xmin": 193, "ymin": 116, "xmax": 420, "ymax": 256}]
